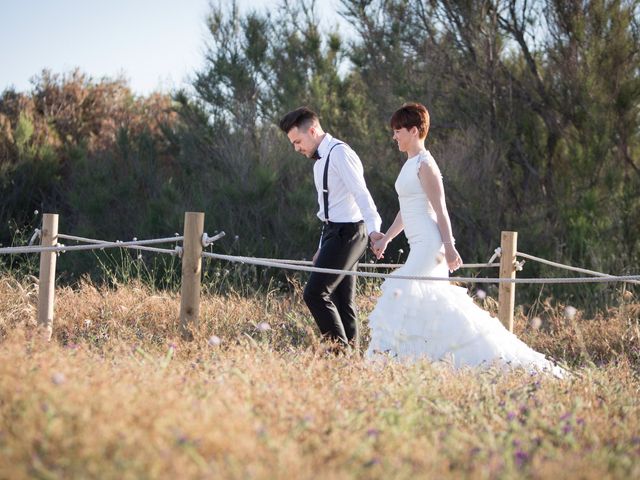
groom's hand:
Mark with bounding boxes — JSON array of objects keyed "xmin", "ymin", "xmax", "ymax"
[
  {"xmin": 312, "ymin": 248, "xmax": 320, "ymax": 265},
  {"xmin": 369, "ymin": 231, "xmax": 383, "ymax": 244},
  {"xmin": 369, "ymin": 232, "xmax": 386, "ymax": 259}
]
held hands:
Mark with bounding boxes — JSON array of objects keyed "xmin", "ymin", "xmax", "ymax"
[{"xmin": 369, "ymin": 232, "xmax": 387, "ymax": 260}]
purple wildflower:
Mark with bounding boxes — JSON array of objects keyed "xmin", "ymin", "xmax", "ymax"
[
  {"xmin": 514, "ymin": 450, "xmax": 529, "ymax": 468},
  {"xmin": 367, "ymin": 428, "xmax": 381, "ymax": 438},
  {"xmin": 365, "ymin": 457, "xmax": 381, "ymax": 468}
]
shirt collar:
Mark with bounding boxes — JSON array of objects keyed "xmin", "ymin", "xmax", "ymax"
[{"xmin": 316, "ymin": 133, "xmax": 334, "ymax": 159}]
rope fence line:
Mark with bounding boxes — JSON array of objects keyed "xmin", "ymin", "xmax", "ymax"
[
  {"xmin": 2, "ymin": 212, "xmax": 637, "ymax": 340},
  {"xmin": 242, "ymin": 257, "xmax": 501, "ymax": 270},
  {"xmin": 2, "ymin": 229, "xmax": 502, "ymax": 270},
  {"xmin": 202, "ymin": 251, "xmax": 640, "ymax": 285},
  {"xmin": 57, "ymin": 233, "xmax": 182, "ymax": 257},
  {"xmin": 516, "ymin": 251, "xmax": 640, "ymax": 286},
  {"xmin": 2, "ymin": 229, "xmax": 637, "ymax": 285},
  {"xmin": 2, "ymin": 227, "xmax": 637, "ymax": 285},
  {"xmin": 0, "ymin": 235, "xmax": 184, "ymax": 255}
]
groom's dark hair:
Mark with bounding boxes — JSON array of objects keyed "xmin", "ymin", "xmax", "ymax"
[
  {"xmin": 279, "ymin": 107, "xmax": 319, "ymax": 133},
  {"xmin": 390, "ymin": 102, "xmax": 430, "ymax": 139}
]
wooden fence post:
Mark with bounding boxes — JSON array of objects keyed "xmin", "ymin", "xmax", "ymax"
[
  {"xmin": 498, "ymin": 231, "xmax": 518, "ymax": 333},
  {"xmin": 37, "ymin": 213, "xmax": 59, "ymax": 341},
  {"xmin": 179, "ymin": 212, "xmax": 204, "ymax": 340}
]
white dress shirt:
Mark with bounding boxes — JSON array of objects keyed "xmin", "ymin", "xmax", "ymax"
[{"xmin": 313, "ymin": 133, "xmax": 382, "ymax": 236}]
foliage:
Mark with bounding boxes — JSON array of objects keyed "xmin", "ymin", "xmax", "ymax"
[
  {"xmin": 0, "ymin": 275, "xmax": 639, "ymax": 478},
  {"xmin": 0, "ymin": 1, "xmax": 639, "ymax": 310}
]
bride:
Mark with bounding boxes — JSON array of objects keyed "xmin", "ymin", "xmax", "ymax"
[{"xmin": 367, "ymin": 102, "xmax": 562, "ymax": 374}]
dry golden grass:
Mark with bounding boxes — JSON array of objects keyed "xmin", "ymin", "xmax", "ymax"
[{"xmin": 1, "ymin": 275, "xmax": 639, "ymax": 479}]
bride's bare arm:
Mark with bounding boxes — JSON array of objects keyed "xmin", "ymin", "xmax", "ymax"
[
  {"xmin": 418, "ymin": 162, "xmax": 463, "ymax": 271},
  {"xmin": 372, "ymin": 211, "xmax": 404, "ymax": 259},
  {"xmin": 384, "ymin": 211, "xmax": 404, "ymax": 241}
]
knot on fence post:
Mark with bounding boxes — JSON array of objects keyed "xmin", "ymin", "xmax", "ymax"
[
  {"xmin": 487, "ymin": 247, "xmax": 502, "ymax": 264},
  {"xmin": 202, "ymin": 231, "xmax": 226, "ymax": 248},
  {"xmin": 29, "ymin": 228, "xmax": 41, "ymax": 246}
]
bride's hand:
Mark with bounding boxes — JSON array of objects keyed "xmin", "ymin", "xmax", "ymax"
[{"xmin": 444, "ymin": 245, "xmax": 462, "ymax": 272}]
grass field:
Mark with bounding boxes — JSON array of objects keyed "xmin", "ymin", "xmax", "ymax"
[{"xmin": 1, "ymin": 275, "xmax": 639, "ymax": 479}]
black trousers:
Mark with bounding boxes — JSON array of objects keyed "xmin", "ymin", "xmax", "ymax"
[{"xmin": 303, "ymin": 221, "xmax": 368, "ymax": 347}]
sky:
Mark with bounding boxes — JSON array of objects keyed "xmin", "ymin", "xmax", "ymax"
[{"xmin": 0, "ymin": 0, "xmax": 347, "ymax": 96}]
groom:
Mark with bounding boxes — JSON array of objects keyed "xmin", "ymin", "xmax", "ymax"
[{"xmin": 279, "ymin": 107, "xmax": 383, "ymax": 352}]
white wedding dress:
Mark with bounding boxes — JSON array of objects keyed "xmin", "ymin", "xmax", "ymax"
[{"xmin": 367, "ymin": 150, "xmax": 563, "ymax": 375}]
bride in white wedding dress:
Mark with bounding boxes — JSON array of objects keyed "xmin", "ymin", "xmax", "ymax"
[{"xmin": 367, "ymin": 102, "xmax": 563, "ymax": 375}]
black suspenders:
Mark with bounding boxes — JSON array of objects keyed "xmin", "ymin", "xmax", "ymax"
[{"xmin": 322, "ymin": 142, "xmax": 345, "ymax": 223}]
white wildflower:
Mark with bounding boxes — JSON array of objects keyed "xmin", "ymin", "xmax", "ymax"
[
  {"xmin": 564, "ymin": 306, "xmax": 577, "ymax": 320},
  {"xmin": 256, "ymin": 322, "xmax": 271, "ymax": 332},
  {"xmin": 530, "ymin": 317, "xmax": 542, "ymax": 330}
]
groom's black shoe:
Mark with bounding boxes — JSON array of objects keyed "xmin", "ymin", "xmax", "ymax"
[{"xmin": 321, "ymin": 338, "xmax": 351, "ymax": 357}]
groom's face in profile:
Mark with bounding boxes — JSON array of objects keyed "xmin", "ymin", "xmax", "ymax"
[{"xmin": 287, "ymin": 124, "xmax": 319, "ymax": 159}]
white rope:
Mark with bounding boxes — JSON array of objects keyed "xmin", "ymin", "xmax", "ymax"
[
  {"xmin": 517, "ymin": 251, "xmax": 640, "ymax": 285},
  {"xmin": 0, "ymin": 236, "xmax": 184, "ymax": 255},
  {"xmin": 202, "ymin": 251, "xmax": 640, "ymax": 284},
  {"xmin": 487, "ymin": 247, "xmax": 501, "ymax": 264},
  {"xmin": 28, "ymin": 229, "xmax": 41, "ymax": 246},
  {"xmin": 202, "ymin": 231, "xmax": 226, "ymax": 247},
  {"xmin": 235, "ymin": 257, "xmax": 500, "ymax": 269},
  {"xmin": 7, "ymin": 229, "xmax": 638, "ymax": 286},
  {"xmin": 57, "ymin": 234, "xmax": 180, "ymax": 256}
]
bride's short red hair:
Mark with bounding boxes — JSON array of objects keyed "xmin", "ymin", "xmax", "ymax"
[{"xmin": 390, "ymin": 103, "xmax": 430, "ymax": 139}]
